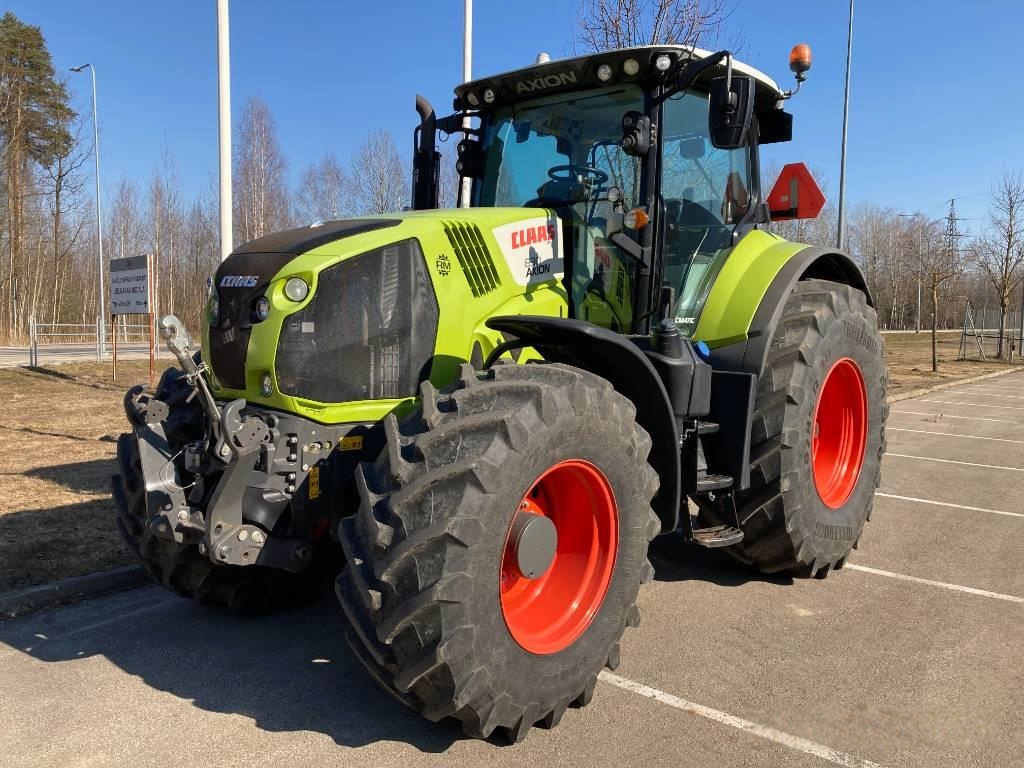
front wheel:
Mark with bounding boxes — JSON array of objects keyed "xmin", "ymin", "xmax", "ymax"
[
  {"xmin": 696, "ymin": 279, "xmax": 887, "ymax": 575},
  {"xmin": 336, "ymin": 362, "xmax": 660, "ymax": 742}
]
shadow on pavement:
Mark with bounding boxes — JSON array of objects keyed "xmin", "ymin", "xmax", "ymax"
[
  {"xmin": 0, "ymin": 590, "xmax": 463, "ymax": 753},
  {"xmin": 648, "ymin": 531, "xmax": 794, "ymax": 587}
]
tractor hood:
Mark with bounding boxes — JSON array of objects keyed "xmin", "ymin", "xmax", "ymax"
[{"xmin": 203, "ymin": 207, "xmax": 569, "ymax": 424}]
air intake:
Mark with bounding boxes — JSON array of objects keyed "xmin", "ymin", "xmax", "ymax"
[{"xmin": 443, "ymin": 222, "xmax": 501, "ymax": 298}]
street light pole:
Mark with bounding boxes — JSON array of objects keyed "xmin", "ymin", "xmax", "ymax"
[
  {"xmin": 71, "ymin": 63, "xmax": 104, "ymax": 355},
  {"xmin": 459, "ymin": 0, "xmax": 473, "ymax": 208},
  {"xmin": 217, "ymin": 0, "xmax": 232, "ymax": 260},
  {"xmin": 897, "ymin": 213, "xmax": 924, "ymax": 333},
  {"xmin": 836, "ymin": 0, "xmax": 854, "ymax": 250}
]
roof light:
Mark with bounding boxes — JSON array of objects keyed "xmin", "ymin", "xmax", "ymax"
[
  {"xmin": 654, "ymin": 54, "xmax": 672, "ymax": 72},
  {"xmin": 596, "ymin": 63, "xmax": 613, "ymax": 82},
  {"xmin": 465, "ymin": 91, "xmax": 480, "ymax": 107},
  {"xmin": 623, "ymin": 58, "xmax": 640, "ymax": 76},
  {"xmin": 483, "ymin": 87, "xmax": 496, "ymax": 104},
  {"xmin": 284, "ymin": 277, "xmax": 309, "ymax": 302}
]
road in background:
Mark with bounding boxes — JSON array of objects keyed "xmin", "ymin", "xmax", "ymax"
[
  {"xmin": 0, "ymin": 344, "xmax": 165, "ymax": 369},
  {"xmin": 2, "ymin": 372, "xmax": 1022, "ymax": 767}
]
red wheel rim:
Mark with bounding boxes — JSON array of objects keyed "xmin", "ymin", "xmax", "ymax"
[
  {"xmin": 500, "ymin": 460, "xmax": 618, "ymax": 655},
  {"xmin": 811, "ymin": 357, "xmax": 868, "ymax": 509}
]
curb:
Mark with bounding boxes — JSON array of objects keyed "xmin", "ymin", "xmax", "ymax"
[
  {"xmin": 887, "ymin": 366, "xmax": 1024, "ymax": 403},
  {"xmin": 0, "ymin": 565, "xmax": 149, "ymax": 620}
]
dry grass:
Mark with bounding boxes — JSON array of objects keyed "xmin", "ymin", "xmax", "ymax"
[
  {"xmin": 0, "ymin": 361, "xmax": 152, "ymax": 592},
  {"xmin": 0, "ymin": 334, "xmax": 1018, "ymax": 593},
  {"xmin": 882, "ymin": 331, "xmax": 1018, "ymax": 396}
]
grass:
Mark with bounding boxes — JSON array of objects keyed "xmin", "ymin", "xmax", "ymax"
[{"xmin": 0, "ymin": 336, "xmax": 1018, "ymax": 594}]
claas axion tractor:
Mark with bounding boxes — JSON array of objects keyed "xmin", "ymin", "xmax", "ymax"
[{"xmin": 115, "ymin": 43, "xmax": 886, "ymax": 741}]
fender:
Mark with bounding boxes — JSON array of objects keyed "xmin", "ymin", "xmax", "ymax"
[
  {"xmin": 705, "ymin": 243, "xmax": 872, "ymax": 376},
  {"xmin": 486, "ymin": 315, "xmax": 679, "ymax": 533}
]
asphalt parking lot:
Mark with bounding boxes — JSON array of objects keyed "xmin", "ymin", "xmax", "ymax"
[{"xmin": 2, "ymin": 371, "xmax": 1022, "ymax": 767}]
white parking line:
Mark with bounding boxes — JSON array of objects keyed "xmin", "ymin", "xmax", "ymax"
[
  {"xmin": 846, "ymin": 564, "xmax": 1024, "ymax": 604},
  {"xmin": 961, "ymin": 383, "xmax": 1024, "ymax": 392},
  {"xmin": 886, "ymin": 453, "xmax": 1024, "ymax": 472},
  {"xmin": 875, "ymin": 492, "xmax": 1024, "ymax": 519},
  {"xmin": 960, "ymin": 389, "xmax": 1024, "ymax": 399},
  {"xmin": 889, "ymin": 410, "xmax": 1018, "ymax": 424},
  {"xmin": 599, "ymin": 671, "xmax": 887, "ymax": 768},
  {"xmin": 915, "ymin": 398, "xmax": 1024, "ymax": 411},
  {"xmin": 888, "ymin": 428, "xmax": 1024, "ymax": 444}
]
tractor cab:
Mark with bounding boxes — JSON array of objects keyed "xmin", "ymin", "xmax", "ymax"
[{"xmin": 415, "ymin": 45, "xmax": 807, "ymax": 337}]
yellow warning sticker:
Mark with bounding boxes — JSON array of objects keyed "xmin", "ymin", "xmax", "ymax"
[
  {"xmin": 338, "ymin": 435, "xmax": 363, "ymax": 451},
  {"xmin": 308, "ymin": 466, "xmax": 320, "ymax": 500}
]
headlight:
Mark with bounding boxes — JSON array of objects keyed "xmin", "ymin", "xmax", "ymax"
[
  {"xmin": 483, "ymin": 87, "xmax": 496, "ymax": 104},
  {"xmin": 253, "ymin": 296, "xmax": 270, "ymax": 322},
  {"xmin": 208, "ymin": 293, "xmax": 220, "ymax": 326},
  {"xmin": 654, "ymin": 53, "xmax": 673, "ymax": 72},
  {"xmin": 284, "ymin": 277, "xmax": 309, "ymax": 302},
  {"xmin": 623, "ymin": 58, "xmax": 640, "ymax": 76},
  {"xmin": 260, "ymin": 372, "xmax": 273, "ymax": 397},
  {"xmin": 596, "ymin": 64, "xmax": 613, "ymax": 82}
]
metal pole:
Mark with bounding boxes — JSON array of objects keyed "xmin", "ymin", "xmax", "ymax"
[
  {"xmin": 217, "ymin": 0, "xmax": 233, "ymax": 260},
  {"xmin": 916, "ymin": 225, "xmax": 923, "ymax": 333},
  {"xmin": 459, "ymin": 0, "xmax": 473, "ymax": 208},
  {"xmin": 1019, "ymin": 278, "xmax": 1024, "ymax": 353},
  {"xmin": 836, "ymin": 0, "xmax": 853, "ymax": 250}
]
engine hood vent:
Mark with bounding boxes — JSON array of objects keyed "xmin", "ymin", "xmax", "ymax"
[{"xmin": 442, "ymin": 221, "xmax": 501, "ymax": 298}]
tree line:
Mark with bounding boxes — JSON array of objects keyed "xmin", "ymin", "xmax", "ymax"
[{"xmin": 2, "ymin": 5, "xmax": 1021, "ymax": 363}]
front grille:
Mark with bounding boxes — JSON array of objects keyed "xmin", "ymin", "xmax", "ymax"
[
  {"xmin": 275, "ymin": 238, "xmax": 439, "ymax": 403},
  {"xmin": 443, "ymin": 221, "xmax": 500, "ymax": 297}
]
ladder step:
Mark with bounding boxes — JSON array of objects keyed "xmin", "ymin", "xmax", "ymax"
[
  {"xmin": 697, "ymin": 421, "xmax": 719, "ymax": 435},
  {"xmin": 696, "ymin": 472, "xmax": 733, "ymax": 492},
  {"xmin": 691, "ymin": 524, "xmax": 744, "ymax": 548}
]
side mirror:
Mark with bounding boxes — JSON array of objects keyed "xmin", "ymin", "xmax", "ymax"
[
  {"xmin": 679, "ymin": 135, "xmax": 705, "ymax": 161},
  {"xmin": 708, "ymin": 75, "xmax": 754, "ymax": 149}
]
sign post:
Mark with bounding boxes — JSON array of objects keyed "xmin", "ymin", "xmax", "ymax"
[{"xmin": 109, "ymin": 254, "xmax": 155, "ymax": 386}]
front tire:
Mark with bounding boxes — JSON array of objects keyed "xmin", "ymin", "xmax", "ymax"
[
  {"xmin": 697, "ymin": 279, "xmax": 887, "ymax": 575},
  {"xmin": 336, "ymin": 363, "xmax": 660, "ymax": 741}
]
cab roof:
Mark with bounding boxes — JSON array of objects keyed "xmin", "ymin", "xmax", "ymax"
[{"xmin": 454, "ymin": 45, "xmax": 784, "ymax": 112}]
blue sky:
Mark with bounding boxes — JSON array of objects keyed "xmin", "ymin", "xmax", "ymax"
[{"xmin": 11, "ymin": 1, "xmax": 1022, "ymax": 230}]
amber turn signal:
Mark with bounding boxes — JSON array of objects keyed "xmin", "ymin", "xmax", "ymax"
[
  {"xmin": 624, "ymin": 207, "xmax": 649, "ymax": 230},
  {"xmin": 789, "ymin": 43, "xmax": 812, "ymax": 75}
]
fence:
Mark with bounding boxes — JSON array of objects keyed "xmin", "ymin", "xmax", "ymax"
[{"xmin": 28, "ymin": 316, "xmax": 159, "ymax": 367}]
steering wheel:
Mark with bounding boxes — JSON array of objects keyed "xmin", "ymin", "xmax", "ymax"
[{"xmin": 547, "ymin": 164, "xmax": 609, "ymax": 185}]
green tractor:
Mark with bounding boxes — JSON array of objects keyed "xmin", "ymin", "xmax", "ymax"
[{"xmin": 115, "ymin": 43, "xmax": 886, "ymax": 742}]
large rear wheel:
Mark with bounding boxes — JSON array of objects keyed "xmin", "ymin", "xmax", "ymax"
[
  {"xmin": 697, "ymin": 279, "xmax": 887, "ymax": 575},
  {"xmin": 336, "ymin": 363, "xmax": 660, "ymax": 741}
]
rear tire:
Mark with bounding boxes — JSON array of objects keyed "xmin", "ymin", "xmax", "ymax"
[
  {"xmin": 696, "ymin": 279, "xmax": 887, "ymax": 575},
  {"xmin": 336, "ymin": 363, "xmax": 660, "ymax": 741}
]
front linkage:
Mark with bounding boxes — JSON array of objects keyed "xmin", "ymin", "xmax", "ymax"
[{"xmin": 122, "ymin": 315, "xmax": 344, "ymax": 576}]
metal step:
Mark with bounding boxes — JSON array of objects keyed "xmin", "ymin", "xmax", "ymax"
[
  {"xmin": 691, "ymin": 524, "xmax": 744, "ymax": 548},
  {"xmin": 695, "ymin": 472, "xmax": 733, "ymax": 492},
  {"xmin": 697, "ymin": 421, "xmax": 719, "ymax": 435}
]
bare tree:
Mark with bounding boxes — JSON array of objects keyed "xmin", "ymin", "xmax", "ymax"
[
  {"xmin": 906, "ymin": 212, "xmax": 964, "ymax": 372},
  {"xmin": 350, "ymin": 131, "xmax": 409, "ymax": 215},
  {"xmin": 576, "ymin": 0, "xmax": 732, "ymax": 51},
  {"xmin": 233, "ymin": 96, "xmax": 289, "ymax": 245},
  {"xmin": 295, "ymin": 152, "xmax": 350, "ymax": 223},
  {"xmin": 972, "ymin": 171, "xmax": 1024, "ymax": 358}
]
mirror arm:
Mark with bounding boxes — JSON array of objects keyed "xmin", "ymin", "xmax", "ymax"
[{"xmin": 659, "ymin": 50, "xmax": 731, "ymax": 104}]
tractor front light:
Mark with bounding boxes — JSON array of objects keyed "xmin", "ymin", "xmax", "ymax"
[
  {"xmin": 623, "ymin": 58, "xmax": 640, "ymax": 76},
  {"xmin": 208, "ymin": 293, "xmax": 220, "ymax": 326},
  {"xmin": 465, "ymin": 91, "xmax": 480, "ymax": 107},
  {"xmin": 260, "ymin": 372, "xmax": 273, "ymax": 397},
  {"xmin": 596, "ymin": 64, "xmax": 613, "ymax": 82},
  {"xmin": 654, "ymin": 53, "xmax": 672, "ymax": 72},
  {"xmin": 483, "ymin": 87, "xmax": 496, "ymax": 104},
  {"xmin": 253, "ymin": 296, "xmax": 271, "ymax": 322},
  {"xmin": 284, "ymin": 277, "xmax": 309, "ymax": 302}
]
